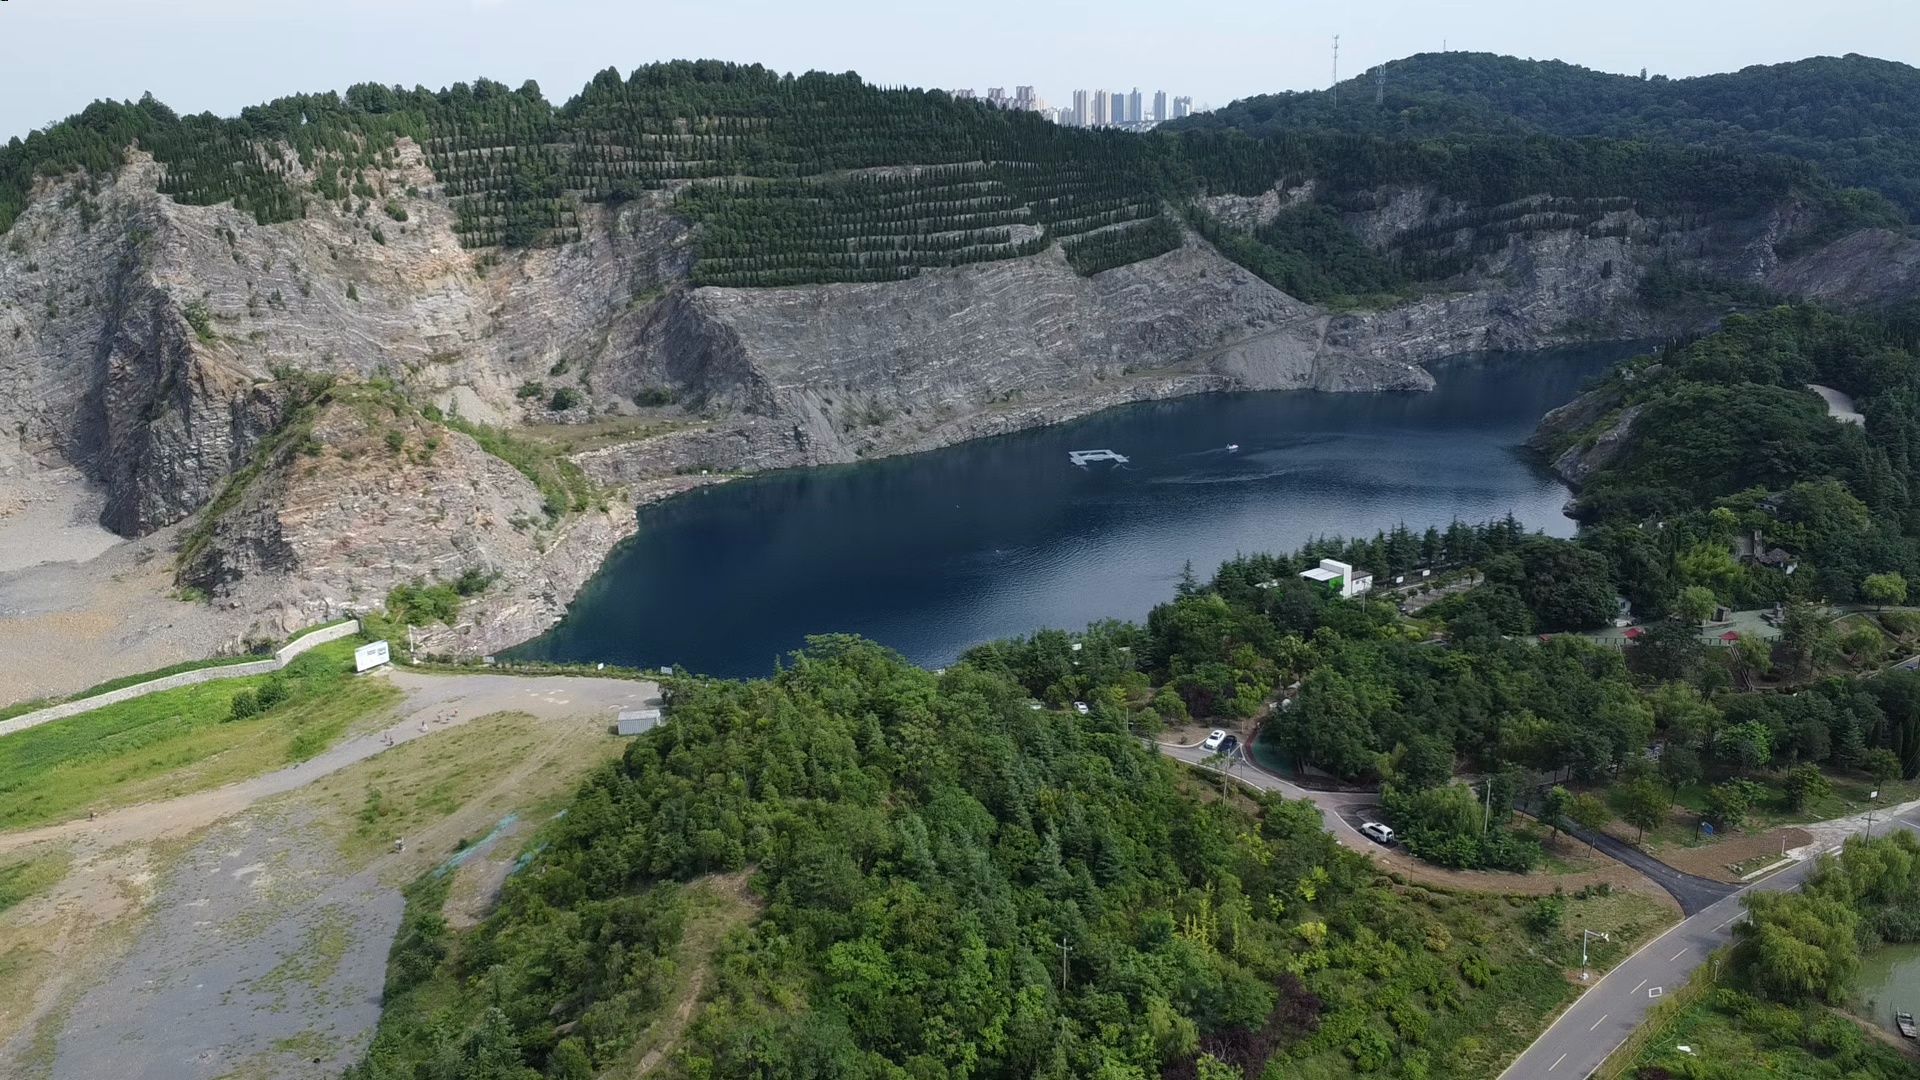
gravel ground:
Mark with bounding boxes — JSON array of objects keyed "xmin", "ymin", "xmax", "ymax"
[
  {"xmin": 0, "ymin": 473, "xmax": 249, "ymax": 706},
  {"xmin": 0, "ymin": 670, "xmax": 658, "ymax": 1077},
  {"xmin": 47, "ymin": 803, "xmax": 401, "ymax": 1080}
]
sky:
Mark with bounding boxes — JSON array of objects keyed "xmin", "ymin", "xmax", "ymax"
[{"xmin": 3, "ymin": 0, "xmax": 1917, "ymax": 140}]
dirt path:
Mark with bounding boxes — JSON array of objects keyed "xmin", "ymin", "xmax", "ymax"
[
  {"xmin": 0, "ymin": 670, "xmax": 658, "ymax": 1077},
  {"xmin": 634, "ymin": 871, "xmax": 759, "ymax": 1076},
  {"xmin": 0, "ymin": 669, "xmax": 657, "ymax": 858}
]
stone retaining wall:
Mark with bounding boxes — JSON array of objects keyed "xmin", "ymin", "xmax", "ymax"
[{"xmin": 0, "ymin": 619, "xmax": 362, "ymax": 738}]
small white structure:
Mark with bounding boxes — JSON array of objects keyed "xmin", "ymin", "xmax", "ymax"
[
  {"xmin": 1299, "ymin": 558, "xmax": 1373, "ymax": 599},
  {"xmin": 616, "ymin": 707, "xmax": 663, "ymax": 736},
  {"xmin": 354, "ymin": 640, "xmax": 391, "ymax": 673}
]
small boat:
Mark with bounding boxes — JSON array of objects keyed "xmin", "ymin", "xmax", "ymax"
[
  {"xmin": 1897, "ymin": 1010, "xmax": 1915, "ymax": 1039},
  {"xmin": 1225, "ymin": 443, "xmax": 1240, "ymax": 452}
]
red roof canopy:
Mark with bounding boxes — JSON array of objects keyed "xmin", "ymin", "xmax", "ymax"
[
  {"xmin": 1623, "ymin": 627, "xmax": 1646, "ymax": 640},
  {"xmin": 1720, "ymin": 630, "xmax": 1741, "ymax": 642}
]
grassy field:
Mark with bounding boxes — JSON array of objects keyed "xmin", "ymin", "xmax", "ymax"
[
  {"xmin": 0, "ymin": 619, "xmax": 359, "ymax": 724},
  {"xmin": 0, "ymin": 640, "xmax": 399, "ymax": 831},
  {"xmin": 299, "ymin": 709, "xmax": 624, "ymax": 872},
  {"xmin": 1624, "ymin": 983, "xmax": 1918, "ymax": 1078},
  {"xmin": 1278, "ymin": 885, "xmax": 1675, "ymax": 1078},
  {"xmin": 0, "ymin": 850, "xmax": 70, "ymax": 915}
]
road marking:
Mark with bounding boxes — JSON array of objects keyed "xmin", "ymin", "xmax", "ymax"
[
  {"xmin": 1649, "ymin": 986, "xmax": 1664, "ymax": 998},
  {"xmin": 1548, "ymin": 1053, "xmax": 1567, "ymax": 1072},
  {"xmin": 1589, "ymin": 1013, "xmax": 1609, "ymax": 1032},
  {"xmin": 1712, "ymin": 914, "xmax": 1743, "ymax": 932},
  {"xmin": 1669, "ymin": 948, "xmax": 1689, "ymax": 961},
  {"xmin": 1630, "ymin": 979, "xmax": 1647, "ymax": 994}
]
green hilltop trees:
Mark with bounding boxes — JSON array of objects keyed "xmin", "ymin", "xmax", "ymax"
[{"xmin": 3, "ymin": 61, "xmax": 1899, "ymax": 296}]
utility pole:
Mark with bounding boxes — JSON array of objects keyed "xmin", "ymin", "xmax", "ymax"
[
  {"xmin": 1865, "ymin": 790, "xmax": 1880, "ymax": 836},
  {"xmin": 1580, "ymin": 929, "xmax": 1610, "ymax": 981},
  {"xmin": 1482, "ymin": 777, "xmax": 1493, "ymax": 836},
  {"xmin": 1057, "ymin": 935, "xmax": 1072, "ymax": 994}
]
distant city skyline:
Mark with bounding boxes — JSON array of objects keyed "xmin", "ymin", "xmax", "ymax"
[
  {"xmin": 944, "ymin": 83, "xmax": 1202, "ymax": 127},
  {"xmin": 2, "ymin": 0, "xmax": 1914, "ymax": 141}
]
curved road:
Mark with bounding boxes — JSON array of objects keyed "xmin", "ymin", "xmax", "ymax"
[
  {"xmin": 1499, "ymin": 805, "xmax": 1920, "ymax": 1079},
  {"xmin": 1559, "ymin": 824, "xmax": 1734, "ymax": 915},
  {"xmin": 1157, "ymin": 743, "xmax": 1920, "ymax": 1079}
]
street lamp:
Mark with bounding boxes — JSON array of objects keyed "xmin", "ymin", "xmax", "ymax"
[{"xmin": 1581, "ymin": 929, "xmax": 1610, "ymax": 982}]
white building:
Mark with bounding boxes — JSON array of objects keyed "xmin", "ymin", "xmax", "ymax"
[
  {"xmin": 1299, "ymin": 558, "xmax": 1373, "ymax": 599},
  {"xmin": 616, "ymin": 707, "xmax": 663, "ymax": 736}
]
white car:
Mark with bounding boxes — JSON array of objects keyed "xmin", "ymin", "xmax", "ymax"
[
  {"xmin": 1201, "ymin": 729, "xmax": 1229, "ymax": 752},
  {"xmin": 1359, "ymin": 822, "xmax": 1396, "ymax": 846},
  {"xmin": 1073, "ymin": 701, "xmax": 1090, "ymax": 715}
]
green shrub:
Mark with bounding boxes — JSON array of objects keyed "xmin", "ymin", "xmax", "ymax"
[{"xmin": 386, "ymin": 580, "xmax": 462, "ymax": 626}]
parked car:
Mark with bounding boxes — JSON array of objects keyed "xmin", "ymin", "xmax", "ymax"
[
  {"xmin": 1201, "ymin": 729, "xmax": 1228, "ymax": 752},
  {"xmin": 1359, "ymin": 822, "xmax": 1396, "ymax": 846},
  {"xmin": 1219, "ymin": 735, "xmax": 1239, "ymax": 755},
  {"xmin": 1073, "ymin": 701, "xmax": 1090, "ymax": 715}
]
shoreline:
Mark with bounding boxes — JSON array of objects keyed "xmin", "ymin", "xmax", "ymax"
[{"xmin": 469, "ymin": 338, "xmax": 1649, "ymax": 668}]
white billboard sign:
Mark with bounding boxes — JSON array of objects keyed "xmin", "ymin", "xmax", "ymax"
[{"xmin": 354, "ymin": 640, "xmax": 391, "ymax": 672}]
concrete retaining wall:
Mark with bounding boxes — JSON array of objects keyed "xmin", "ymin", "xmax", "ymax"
[{"xmin": 0, "ymin": 620, "xmax": 363, "ymax": 739}]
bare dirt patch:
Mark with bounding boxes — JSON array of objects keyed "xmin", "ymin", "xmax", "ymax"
[
  {"xmin": 1657, "ymin": 826, "xmax": 1813, "ymax": 883},
  {"xmin": 0, "ymin": 478, "xmax": 252, "ymax": 708}
]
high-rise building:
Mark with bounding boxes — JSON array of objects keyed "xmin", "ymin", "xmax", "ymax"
[
  {"xmin": 1127, "ymin": 88, "xmax": 1143, "ymax": 126},
  {"xmin": 986, "ymin": 87, "xmax": 1008, "ymax": 108},
  {"xmin": 953, "ymin": 88, "xmax": 976, "ymax": 100},
  {"xmin": 1093, "ymin": 90, "xmax": 1110, "ymax": 127},
  {"xmin": 1153, "ymin": 90, "xmax": 1167, "ymax": 124},
  {"xmin": 1014, "ymin": 85, "xmax": 1037, "ymax": 111},
  {"xmin": 1071, "ymin": 89, "xmax": 1089, "ymax": 127},
  {"xmin": 1172, "ymin": 95, "xmax": 1193, "ymax": 119}
]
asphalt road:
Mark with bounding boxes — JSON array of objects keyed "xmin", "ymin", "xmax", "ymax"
[
  {"xmin": 1499, "ymin": 806, "xmax": 1920, "ymax": 1079},
  {"xmin": 1158, "ymin": 743, "xmax": 1379, "ymax": 847},
  {"xmin": 1560, "ymin": 824, "xmax": 1734, "ymax": 915},
  {"xmin": 1156, "ymin": 743, "xmax": 1920, "ymax": 1079}
]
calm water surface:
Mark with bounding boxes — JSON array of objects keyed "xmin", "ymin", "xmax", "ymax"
[
  {"xmin": 1854, "ymin": 942, "xmax": 1920, "ymax": 1038},
  {"xmin": 510, "ymin": 343, "xmax": 1640, "ymax": 676}
]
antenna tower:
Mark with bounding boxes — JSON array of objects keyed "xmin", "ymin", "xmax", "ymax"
[
  {"xmin": 1331, "ymin": 35, "xmax": 1341, "ymax": 93},
  {"xmin": 1375, "ymin": 67, "xmax": 1386, "ymax": 105}
]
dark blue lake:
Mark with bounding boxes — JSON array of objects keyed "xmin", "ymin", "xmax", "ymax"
[{"xmin": 509, "ymin": 343, "xmax": 1640, "ymax": 676}]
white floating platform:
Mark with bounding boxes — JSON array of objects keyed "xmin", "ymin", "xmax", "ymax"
[{"xmin": 1069, "ymin": 449, "xmax": 1129, "ymax": 466}]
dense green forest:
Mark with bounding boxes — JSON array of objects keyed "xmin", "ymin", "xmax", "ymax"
[
  {"xmin": 1549, "ymin": 305, "xmax": 1920, "ymax": 604},
  {"xmin": 2, "ymin": 60, "xmax": 1894, "ymax": 295},
  {"xmin": 351, "ymin": 636, "xmax": 1663, "ymax": 1080},
  {"xmin": 1172, "ymin": 52, "xmax": 1920, "ymax": 217}
]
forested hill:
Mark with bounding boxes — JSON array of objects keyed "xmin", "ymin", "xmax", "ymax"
[
  {"xmin": 1172, "ymin": 52, "xmax": 1920, "ymax": 215},
  {"xmin": 0, "ymin": 59, "xmax": 1895, "ymax": 291}
]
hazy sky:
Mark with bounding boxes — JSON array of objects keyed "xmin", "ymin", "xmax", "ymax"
[{"xmin": 4, "ymin": 0, "xmax": 1917, "ymax": 140}]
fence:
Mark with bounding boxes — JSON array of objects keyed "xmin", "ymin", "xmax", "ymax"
[{"xmin": 0, "ymin": 619, "xmax": 362, "ymax": 739}]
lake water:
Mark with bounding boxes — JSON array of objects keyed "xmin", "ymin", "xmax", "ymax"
[
  {"xmin": 508, "ymin": 343, "xmax": 1642, "ymax": 677},
  {"xmin": 1854, "ymin": 942, "xmax": 1920, "ymax": 1039}
]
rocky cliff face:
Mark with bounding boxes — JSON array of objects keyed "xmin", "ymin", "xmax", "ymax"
[{"xmin": 0, "ymin": 148, "xmax": 1903, "ymax": 665}]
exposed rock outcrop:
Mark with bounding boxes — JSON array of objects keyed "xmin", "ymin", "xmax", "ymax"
[{"xmin": 0, "ymin": 146, "xmax": 1905, "ymax": 668}]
